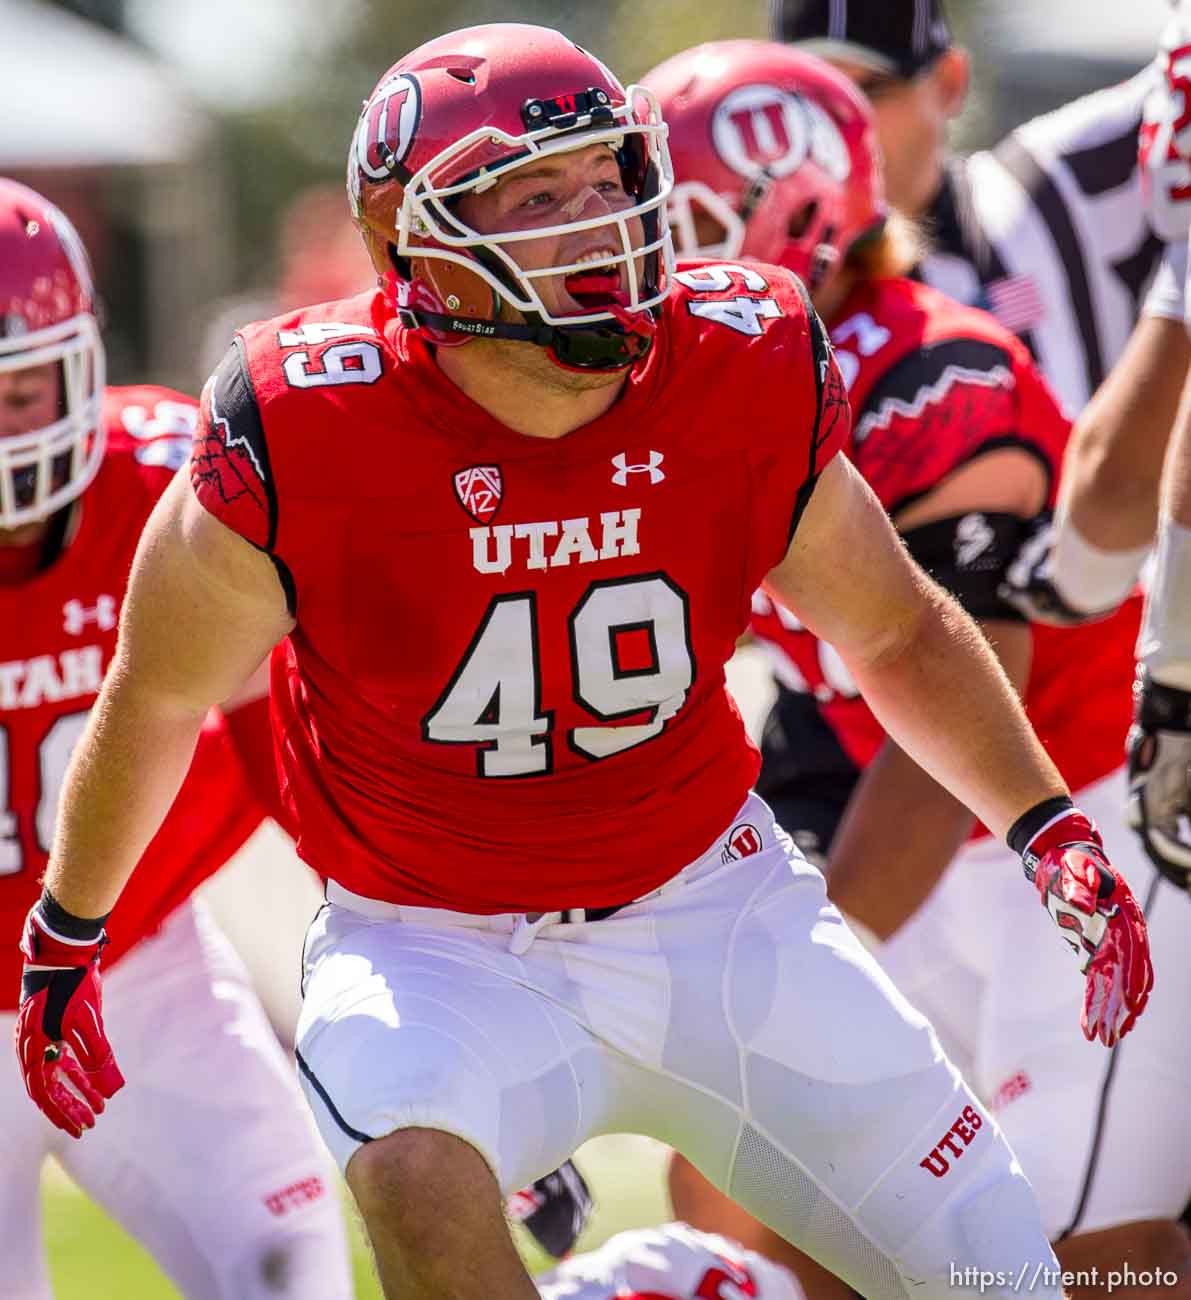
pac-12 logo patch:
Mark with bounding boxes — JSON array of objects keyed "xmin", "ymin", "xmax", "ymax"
[
  {"xmin": 454, "ymin": 464, "xmax": 503, "ymax": 523},
  {"xmin": 721, "ymin": 823, "xmax": 763, "ymax": 862}
]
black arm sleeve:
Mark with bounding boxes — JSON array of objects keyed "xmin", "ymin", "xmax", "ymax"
[{"xmin": 900, "ymin": 512, "xmax": 1034, "ymax": 622}]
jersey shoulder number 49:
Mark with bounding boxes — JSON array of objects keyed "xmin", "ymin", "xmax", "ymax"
[
  {"xmin": 275, "ymin": 321, "xmax": 384, "ymax": 390},
  {"xmin": 677, "ymin": 265, "xmax": 784, "ymax": 337}
]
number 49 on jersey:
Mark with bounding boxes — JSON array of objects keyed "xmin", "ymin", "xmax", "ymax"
[{"xmin": 423, "ymin": 575, "xmax": 695, "ymax": 776}]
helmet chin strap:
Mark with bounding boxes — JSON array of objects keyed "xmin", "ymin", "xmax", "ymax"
[{"xmin": 397, "ymin": 300, "xmax": 656, "ymax": 371}]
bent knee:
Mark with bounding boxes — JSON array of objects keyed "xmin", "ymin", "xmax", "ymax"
[
  {"xmin": 899, "ymin": 1157, "xmax": 1060, "ymax": 1297},
  {"xmin": 347, "ymin": 1126, "xmax": 499, "ymax": 1218}
]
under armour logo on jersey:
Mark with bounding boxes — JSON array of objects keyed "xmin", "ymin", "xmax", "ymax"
[
  {"xmin": 62, "ymin": 596, "xmax": 117, "ymax": 636},
  {"xmin": 611, "ymin": 451, "xmax": 664, "ymax": 486}
]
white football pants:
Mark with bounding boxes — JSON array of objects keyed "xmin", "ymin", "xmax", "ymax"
[
  {"xmin": 297, "ymin": 793, "xmax": 1060, "ymax": 1299},
  {"xmin": 1, "ymin": 899, "xmax": 353, "ymax": 1300},
  {"xmin": 880, "ymin": 766, "xmax": 1191, "ymax": 1240}
]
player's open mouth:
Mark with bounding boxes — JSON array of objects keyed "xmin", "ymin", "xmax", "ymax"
[{"xmin": 563, "ymin": 268, "xmax": 623, "ymax": 309}]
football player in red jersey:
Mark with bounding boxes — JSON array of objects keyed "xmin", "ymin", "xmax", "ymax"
[
  {"xmin": 0, "ymin": 179, "xmax": 353, "ymax": 1299},
  {"xmin": 18, "ymin": 25, "xmax": 1153, "ymax": 1300},
  {"xmin": 646, "ymin": 40, "xmax": 1191, "ymax": 1297}
]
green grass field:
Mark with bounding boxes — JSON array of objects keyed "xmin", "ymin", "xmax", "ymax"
[{"xmin": 42, "ymin": 1135, "xmax": 670, "ymax": 1298}]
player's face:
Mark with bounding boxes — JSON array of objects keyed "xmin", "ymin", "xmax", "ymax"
[
  {"xmin": 0, "ymin": 363, "xmax": 62, "ymax": 546},
  {"xmin": 0, "ymin": 363, "xmax": 60, "ymax": 440},
  {"xmin": 453, "ymin": 142, "xmax": 645, "ymax": 319},
  {"xmin": 832, "ymin": 51, "xmax": 968, "ymax": 218}
]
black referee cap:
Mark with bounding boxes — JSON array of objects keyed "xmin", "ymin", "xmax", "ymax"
[{"xmin": 770, "ymin": 0, "xmax": 954, "ymax": 79}]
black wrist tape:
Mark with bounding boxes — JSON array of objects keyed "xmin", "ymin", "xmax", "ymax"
[
  {"xmin": 1006, "ymin": 795, "xmax": 1075, "ymax": 858},
  {"xmin": 38, "ymin": 888, "xmax": 109, "ymax": 943}
]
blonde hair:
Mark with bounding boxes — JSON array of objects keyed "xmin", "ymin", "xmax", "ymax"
[{"xmin": 844, "ymin": 210, "xmax": 929, "ymax": 282}]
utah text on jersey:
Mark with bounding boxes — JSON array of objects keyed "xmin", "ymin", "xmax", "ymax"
[
  {"xmin": 0, "ymin": 647, "xmax": 104, "ymax": 711},
  {"xmin": 471, "ymin": 510, "xmax": 641, "ymax": 575}
]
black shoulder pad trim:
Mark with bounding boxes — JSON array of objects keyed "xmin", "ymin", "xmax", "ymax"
[
  {"xmin": 901, "ymin": 511, "xmax": 1033, "ymax": 622},
  {"xmin": 271, "ymin": 556, "xmax": 297, "ymax": 618},
  {"xmin": 788, "ymin": 275, "xmax": 834, "ymax": 543},
  {"xmin": 854, "ymin": 336, "xmax": 1014, "ymax": 444},
  {"xmin": 793, "ymin": 274, "xmax": 832, "ymax": 469},
  {"xmin": 210, "ymin": 339, "xmax": 279, "ymax": 553}
]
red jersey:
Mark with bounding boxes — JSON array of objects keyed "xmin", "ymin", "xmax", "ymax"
[
  {"xmin": 0, "ymin": 386, "xmax": 267, "ymax": 1010},
  {"xmin": 189, "ymin": 262, "xmax": 849, "ymax": 911},
  {"xmin": 751, "ymin": 277, "xmax": 1140, "ymax": 799}
]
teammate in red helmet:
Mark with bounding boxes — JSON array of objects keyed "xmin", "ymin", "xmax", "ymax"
[
  {"xmin": 0, "ymin": 179, "xmax": 353, "ymax": 1296},
  {"xmin": 20, "ymin": 25, "xmax": 1150, "ymax": 1299}
]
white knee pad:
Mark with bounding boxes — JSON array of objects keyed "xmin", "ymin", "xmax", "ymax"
[{"xmin": 898, "ymin": 1141, "xmax": 1062, "ymax": 1299}]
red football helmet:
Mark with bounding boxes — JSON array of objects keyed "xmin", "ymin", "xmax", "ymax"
[
  {"xmin": 347, "ymin": 23, "xmax": 674, "ymax": 371},
  {"xmin": 640, "ymin": 41, "xmax": 886, "ymax": 288},
  {"xmin": 0, "ymin": 179, "xmax": 105, "ymax": 529}
]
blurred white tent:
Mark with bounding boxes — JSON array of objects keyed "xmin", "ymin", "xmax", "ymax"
[
  {"xmin": 0, "ymin": 0, "xmax": 229, "ymax": 388},
  {"xmin": 0, "ymin": 0, "xmax": 209, "ymax": 165},
  {"xmin": 968, "ymin": 0, "xmax": 1171, "ymax": 145},
  {"xmin": 988, "ymin": 0, "xmax": 1169, "ymax": 68}
]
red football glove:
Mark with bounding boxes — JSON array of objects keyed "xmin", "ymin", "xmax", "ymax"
[
  {"xmin": 15, "ymin": 899, "xmax": 124, "ymax": 1138},
  {"xmin": 1019, "ymin": 807, "xmax": 1153, "ymax": 1048}
]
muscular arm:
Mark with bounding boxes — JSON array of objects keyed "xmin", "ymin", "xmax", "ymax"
[
  {"xmin": 765, "ymin": 455, "xmax": 1065, "ymax": 844},
  {"xmin": 821, "ymin": 449, "xmax": 1043, "ymax": 939},
  {"xmin": 1137, "ymin": 371, "xmax": 1191, "ymax": 690},
  {"xmin": 1164, "ymin": 384, "xmax": 1191, "ymax": 531},
  {"xmin": 1051, "ymin": 314, "xmax": 1191, "ymax": 604},
  {"xmin": 44, "ymin": 472, "xmax": 294, "ymax": 918}
]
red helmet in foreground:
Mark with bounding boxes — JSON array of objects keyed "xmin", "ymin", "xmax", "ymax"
[
  {"xmin": 346, "ymin": 23, "xmax": 674, "ymax": 372},
  {"xmin": 641, "ymin": 41, "xmax": 886, "ymax": 288},
  {"xmin": 348, "ymin": 24, "xmax": 676, "ymax": 371},
  {"xmin": 0, "ymin": 179, "xmax": 105, "ymax": 528}
]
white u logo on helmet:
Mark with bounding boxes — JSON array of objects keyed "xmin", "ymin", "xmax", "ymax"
[{"xmin": 711, "ymin": 85, "xmax": 850, "ymax": 183}]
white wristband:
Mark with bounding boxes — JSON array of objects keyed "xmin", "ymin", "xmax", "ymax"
[
  {"xmin": 1143, "ymin": 239, "xmax": 1189, "ymax": 322},
  {"xmin": 1139, "ymin": 515, "xmax": 1191, "ymax": 691},
  {"xmin": 1050, "ymin": 507, "xmax": 1148, "ymax": 614}
]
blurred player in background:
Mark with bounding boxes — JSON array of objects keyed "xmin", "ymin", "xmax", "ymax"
[
  {"xmin": 14, "ymin": 21, "xmax": 1154, "ymax": 1300},
  {"xmin": 776, "ymin": 0, "xmax": 1191, "ymax": 665},
  {"xmin": 0, "ymin": 178, "xmax": 353, "ymax": 1300},
  {"xmin": 772, "ymin": 0, "xmax": 1173, "ymax": 418},
  {"xmin": 1004, "ymin": 0, "xmax": 1191, "ymax": 907},
  {"xmin": 647, "ymin": 40, "xmax": 1190, "ymax": 1298}
]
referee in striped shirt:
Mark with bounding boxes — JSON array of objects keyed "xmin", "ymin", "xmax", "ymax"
[{"xmin": 773, "ymin": 2, "xmax": 1191, "ymax": 1288}]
